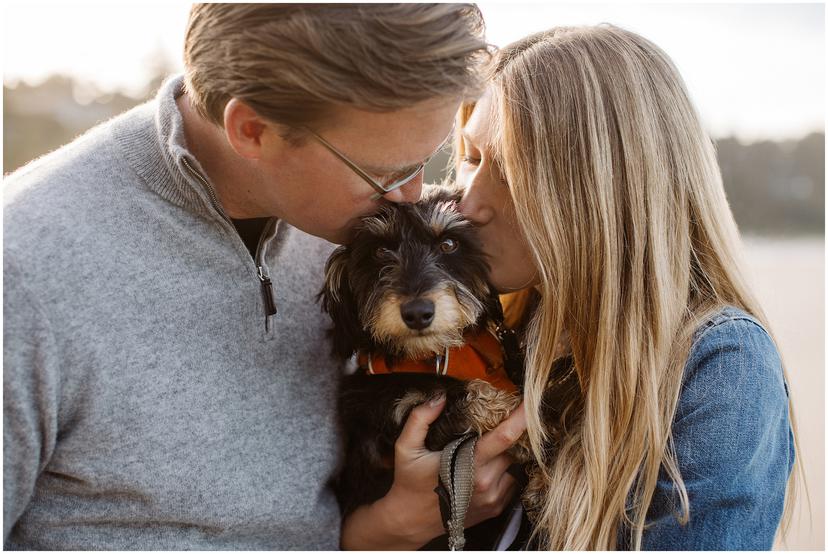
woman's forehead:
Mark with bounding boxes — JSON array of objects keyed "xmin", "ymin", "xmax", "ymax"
[{"xmin": 462, "ymin": 88, "xmax": 496, "ymax": 147}]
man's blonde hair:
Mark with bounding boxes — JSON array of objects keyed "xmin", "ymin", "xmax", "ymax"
[{"xmin": 183, "ymin": 3, "xmax": 489, "ymax": 134}]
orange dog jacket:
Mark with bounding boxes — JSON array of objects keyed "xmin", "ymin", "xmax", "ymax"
[{"xmin": 357, "ymin": 329, "xmax": 518, "ymax": 394}]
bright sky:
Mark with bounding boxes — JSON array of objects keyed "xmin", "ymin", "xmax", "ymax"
[{"xmin": 3, "ymin": 1, "xmax": 825, "ymax": 141}]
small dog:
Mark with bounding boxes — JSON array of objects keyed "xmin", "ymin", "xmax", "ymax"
[{"xmin": 319, "ymin": 184, "xmax": 536, "ymax": 517}]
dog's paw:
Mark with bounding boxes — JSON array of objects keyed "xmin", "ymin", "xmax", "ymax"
[
  {"xmin": 521, "ymin": 465, "xmax": 546, "ymax": 524},
  {"xmin": 386, "ymin": 378, "xmax": 471, "ymax": 451},
  {"xmin": 389, "ymin": 379, "xmax": 529, "ymax": 455},
  {"xmin": 462, "ymin": 379, "xmax": 531, "ymax": 461},
  {"xmin": 461, "ymin": 379, "xmax": 521, "ymax": 433},
  {"xmin": 422, "ymin": 379, "xmax": 529, "ymax": 455}
]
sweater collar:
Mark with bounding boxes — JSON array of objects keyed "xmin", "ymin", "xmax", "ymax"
[{"xmin": 112, "ymin": 74, "xmax": 218, "ymax": 217}]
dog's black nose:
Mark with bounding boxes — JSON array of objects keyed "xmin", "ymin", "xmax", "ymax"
[{"xmin": 400, "ymin": 299, "xmax": 435, "ymax": 330}]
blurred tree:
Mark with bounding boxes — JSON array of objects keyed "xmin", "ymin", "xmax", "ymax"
[
  {"xmin": 4, "ymin": 75, "xmax": 146, "ymax": 173},
  {"xmin": 3, "ymin": 74, "xmax": 824, "ymax": 237},
  {"xmin": 717, "ymin": 133, "xmax": 824, "ymax": 235}
]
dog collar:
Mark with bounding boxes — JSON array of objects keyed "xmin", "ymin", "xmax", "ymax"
[{"xmin": 357, "ymin": 328, "xmax": 518, "ymax": 393}]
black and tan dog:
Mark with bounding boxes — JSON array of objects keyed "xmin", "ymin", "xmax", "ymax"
[{"xmin": 319, "ymin": 184, "xmax": 536, "ymax": 517}]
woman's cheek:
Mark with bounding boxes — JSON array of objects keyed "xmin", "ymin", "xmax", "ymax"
[
  {"xmin": 456, "ymin": 164, "xmax": 472, "ymax": 188},
  {"xmin": 498, "ymin": 231, "xmax": 538, "ymax": 291}
]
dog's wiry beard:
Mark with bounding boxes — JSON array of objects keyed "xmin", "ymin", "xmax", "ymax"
[{"xmin": 365, "ymin": 283, "xmax": 483, "ymax": 358}]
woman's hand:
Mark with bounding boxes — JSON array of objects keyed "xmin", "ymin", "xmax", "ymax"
[{"xmin": 340, "ymin": 394, "xmax": 527, "ymax": 550}]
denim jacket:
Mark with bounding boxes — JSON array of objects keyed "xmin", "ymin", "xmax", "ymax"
[{"xmin": 618, "ymin": 306, "xmax": 795, "ymax": 550}]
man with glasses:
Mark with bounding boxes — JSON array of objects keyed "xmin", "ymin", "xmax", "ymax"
[{"xmin": 4, "ymin": 4, "xmax": 526, "ymax": 550}]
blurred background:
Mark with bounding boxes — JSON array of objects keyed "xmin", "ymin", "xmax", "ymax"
[{"xmin": 3, "ymin": 2, "xmax": 824, "ymax": 550}]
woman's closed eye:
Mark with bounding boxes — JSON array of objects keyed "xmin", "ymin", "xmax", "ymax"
[{"xmin": 461, "ymin": 153, "xmax": 507, "ymax": 186}]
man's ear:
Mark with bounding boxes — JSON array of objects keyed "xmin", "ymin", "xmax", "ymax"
[
  {"xmin": 318, "ymin": 246, "xmax": 367, "ymax": 359},
  {"xmin": 223, "ymin": 98, "xmax": 269, "ymax": 160}
]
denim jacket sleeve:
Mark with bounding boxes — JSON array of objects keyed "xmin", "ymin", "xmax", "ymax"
[{"xmin": 626, "ymin": 308, "xmax": 795, "ymax": 550}]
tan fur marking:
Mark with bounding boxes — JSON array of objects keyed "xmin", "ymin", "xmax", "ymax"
[
  {"xmin": 393, "ymin": 391, "xmax": 428, "ymax": 425},
  {"xmin": 366, "ymin": 286, "xmax": 479, "ymax": 358},
  {"xmin": 361, "ymin": 215, "xmax": 395, "ymax": 238},
  {"xmin": 427, "ymin": 200, "xmax": 469, "ymax": 235},
  {"xmin": 370, "ymin": 293, "xmax": 407, "ymax": 342}
]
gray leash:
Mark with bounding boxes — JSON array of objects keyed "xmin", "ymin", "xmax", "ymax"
[{"xmin": 438, "ymin": 433, "xmax": 479, "ymax": 551}]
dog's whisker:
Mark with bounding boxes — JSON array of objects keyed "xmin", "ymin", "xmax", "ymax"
[{"xmin": 451, "ymin": 282, "xmax": 485, "ymax": 326}]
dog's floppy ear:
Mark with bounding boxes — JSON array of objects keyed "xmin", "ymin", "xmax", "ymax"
[{"xmin": 319, "ymin": 246, "xmax": 366, "ymax": 359}]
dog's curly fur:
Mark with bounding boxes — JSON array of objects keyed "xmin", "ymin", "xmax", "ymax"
[{"xmin": 319, "ymin": 184, "xmax": 542, "ymax": 521}]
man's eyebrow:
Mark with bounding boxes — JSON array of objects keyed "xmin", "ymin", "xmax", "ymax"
[{"xmin": 364, "ymin": 127, "xmax": 455, "ymax": 175}]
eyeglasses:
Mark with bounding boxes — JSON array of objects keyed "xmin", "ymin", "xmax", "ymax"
[{"xmin": 303, "ymin": 126, "xmax": 446, "ymax": 201}]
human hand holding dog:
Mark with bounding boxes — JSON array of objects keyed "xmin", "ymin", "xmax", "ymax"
[{"xmin": 340, "ymin": 394, "xmax": 527, "ymax": 550}]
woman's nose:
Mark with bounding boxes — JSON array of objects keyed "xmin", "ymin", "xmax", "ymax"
[{"xmin": 458, "ymin": 179, "xmax": 495, "ymax": 225}]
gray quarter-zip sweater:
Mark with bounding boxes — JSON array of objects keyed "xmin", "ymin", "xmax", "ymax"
[{"xmin": 3, "ymin": 76, "xmax": 343, "ymax": 550}]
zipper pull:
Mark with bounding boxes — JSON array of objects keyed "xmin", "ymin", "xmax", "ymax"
[{"xmin": 257, "ymin": 266, "xmax": 278, "ymax": 316}]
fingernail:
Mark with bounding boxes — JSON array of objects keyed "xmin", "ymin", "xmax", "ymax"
[{"xmin": 429, "ymin": 393, "xmax": 446, "ymax": 407}]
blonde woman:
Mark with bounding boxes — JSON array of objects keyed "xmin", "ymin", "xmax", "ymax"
[{"xmin": 450, "ymin": 25, "xmax": 800, "ymax": 549}]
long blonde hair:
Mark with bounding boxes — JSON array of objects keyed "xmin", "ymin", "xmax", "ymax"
[{"xmin": 460, "ymin": 25, "xmax": 802, "ymax": 549}]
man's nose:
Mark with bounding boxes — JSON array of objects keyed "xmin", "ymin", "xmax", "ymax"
[{"xmin": 381, "ymin": 173, "xmax": 424, "ymax": 204}]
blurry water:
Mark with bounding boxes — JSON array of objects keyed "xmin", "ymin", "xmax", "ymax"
[{"xmin": 741, "ymin": 236, "xmax": 824, "ymax": 551}]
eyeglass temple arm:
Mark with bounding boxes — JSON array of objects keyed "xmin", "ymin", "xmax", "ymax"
[{"xmin": 302, "ymin": 127, "xmax": 390, "ymax": 197}]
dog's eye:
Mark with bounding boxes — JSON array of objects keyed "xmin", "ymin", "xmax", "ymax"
[
  {"xmin": 375, "ymin": 247, "xmax": 393, "ymax": 259},
  {"xmin": 439, "ymin": 238, "xmax": 458, "ymax": 254}
]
